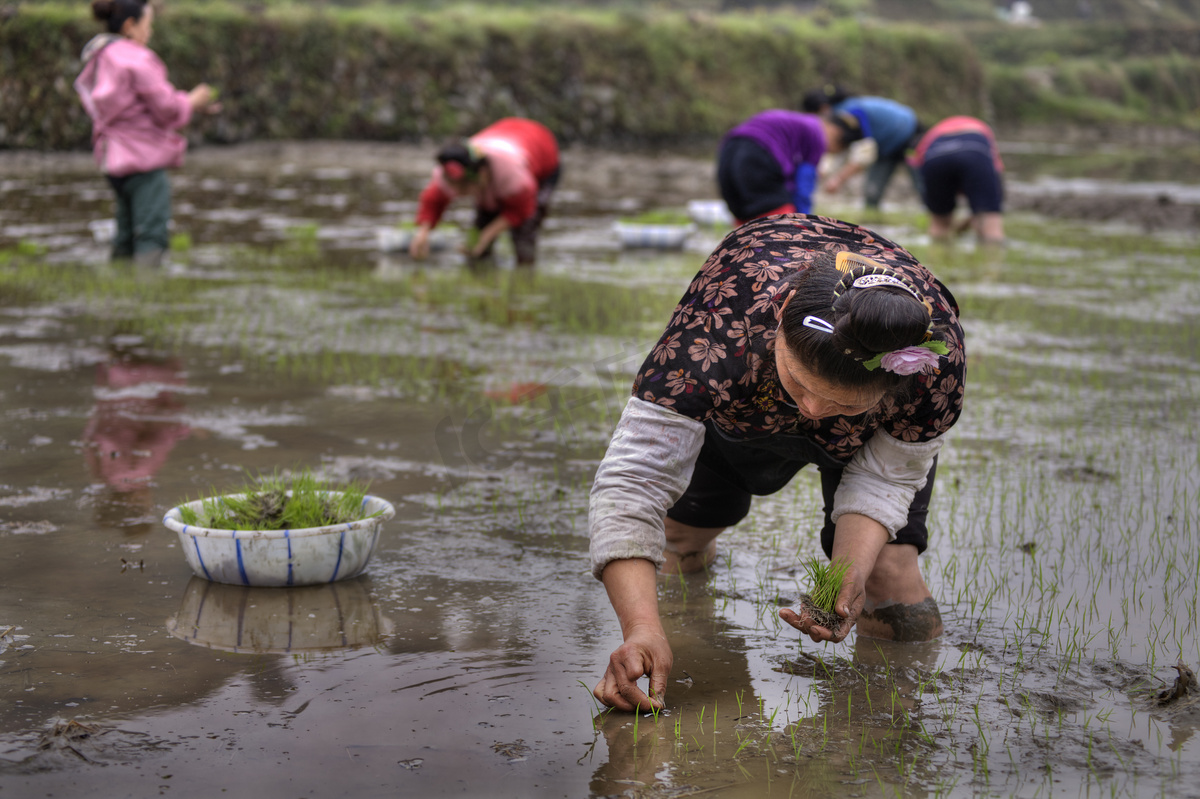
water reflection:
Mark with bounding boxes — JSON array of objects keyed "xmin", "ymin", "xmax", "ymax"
[
  {"xmin": 588, "ymin": 574, "xmax": 760, "ymax": 791},
  {"xmin": 81, "ymin": 339, "xmax": 191, "ymax": 531},
  {"xmin": 167, "ymin": 576, "xmax": 394, "ymax": 655},
  {"xmin": 589, "ymin": 577, "xmax": 953, "ymax": 795}
]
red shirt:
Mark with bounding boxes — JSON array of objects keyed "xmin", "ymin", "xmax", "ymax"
[{"xmin": 415, "ymin": 118, "xmax": 559, "ymax": 229}]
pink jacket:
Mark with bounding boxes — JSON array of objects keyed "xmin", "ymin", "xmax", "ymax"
[
  {"xmin": 75, "ymin": 35, "xmax": 194, "ymax": 177},
  {"xmin": 910, "ymin": 116, "xmax": 1004, "ymax": 173}
]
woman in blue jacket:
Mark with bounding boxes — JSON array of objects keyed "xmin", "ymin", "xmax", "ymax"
[{"xmin": 814, "ymin": 94, "xmax": 924, "ymax": 211}]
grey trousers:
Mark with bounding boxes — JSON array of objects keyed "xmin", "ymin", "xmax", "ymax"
[{"xmin": 106, "ymin": 168, "xmax": 171, "ymax": 264}]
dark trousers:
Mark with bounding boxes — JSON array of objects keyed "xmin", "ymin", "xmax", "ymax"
[
  {"xmin": 106, "ymin": 169, "xmax": 171, "ymax": 264},
  {"xmin": 863, "ymin": 149, "xmax": 923, "ymax": 210},
  {"xmin": 716, "ymin": 136, "xmax": 791, "ymax": 222},
  {"xmin": 474, "ymin": 167, "xmax": 560, "ymax": 266},
  {"xmin": 666, "ymin": 423, "xmax": 938, "ymax": 556}
]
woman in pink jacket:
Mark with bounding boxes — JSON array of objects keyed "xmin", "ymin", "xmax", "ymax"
[
  {"xmin": 909, "ymin": 116, "xmax": 1005, "ymax": 245},
  {"xmin": 75, "ymin": 0, "xmax": 218, "ymax": 266}
]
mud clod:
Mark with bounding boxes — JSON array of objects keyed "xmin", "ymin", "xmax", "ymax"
[
  {"xmin": 798, "ymin": 593, "xmax": 841, "ymax": 633},
  {"xmin": 37, "ymin": 720, "xmax": 100, "ymax": 762},
  {"xmin": 776, "ymin": 651, "xmax": 839, "ymax": 678},
  {"xmin": 1156, "ymin": 662, "xmax": 1199, "ymax": 707}
]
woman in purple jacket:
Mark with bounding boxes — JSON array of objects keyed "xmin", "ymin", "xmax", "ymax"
[
  {"xmin": 75, "ymin": 0, "xmax": 218, "ymax": 266},
  {"xmin": 716, "ymin": 110, "xmax": 858, "ymax": 225}
]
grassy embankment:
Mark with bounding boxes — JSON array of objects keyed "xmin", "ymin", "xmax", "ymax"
[
  {"xmin": 1, "ymin": 2, "xmax": 1197, "ymax": 150},
  {"xmin": 2, "ymin": 2, "xmax": 977, "ymax": 149}
]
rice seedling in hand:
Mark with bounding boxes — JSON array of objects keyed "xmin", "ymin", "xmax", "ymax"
[{"xmin": 799, "ymin": 556, "xmax": 851, "ymax": 633}]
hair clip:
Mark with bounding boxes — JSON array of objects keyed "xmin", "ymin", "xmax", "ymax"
[
  {"xmin": 831, "ymin": 252, "xmax": 934, "ymax": 336},
  {"xmin": 850, "ymin": 273, "xmax": 923, "ymax": 301},
  {"xmin": 802, "ymin": 315, "xmax": 835, "ymax": 335}
]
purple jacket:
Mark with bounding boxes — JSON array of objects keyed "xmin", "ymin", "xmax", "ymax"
[
  {"xmin": 724, "ymin": 110, "xmax": 827, "ymax": 176},
  {"xmin": 75, "ymin": 35, "xmax": 194, "ymax": 177}
]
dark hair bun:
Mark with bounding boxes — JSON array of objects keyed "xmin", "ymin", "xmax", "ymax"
[
  {"xmin": 92, "ymin": 0, "xmax": 116, "ymax": 21},
  {"xmin": 834, "ymin": 289, "xmax": 929, "ymax": 357},
  {"xmin": 93, "ymin": 0, "xmax": 146, "ymax": 31},
  {"xmin": 800, "ymin": 84, "xmax": 853, "ymax": 113}
]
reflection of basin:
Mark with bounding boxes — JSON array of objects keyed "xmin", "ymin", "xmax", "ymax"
[
  {"xmin": 166, "ymin": 576, "xmax": 394, "ymax": 654},
  {"xmin": 375, "ymin": 226, "xmax": 414, "ymax": 252}
]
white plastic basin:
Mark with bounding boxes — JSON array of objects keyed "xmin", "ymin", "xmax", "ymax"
[{"xmin": 162, "ymin": 492, "xmax": 395, "ymax": 587}]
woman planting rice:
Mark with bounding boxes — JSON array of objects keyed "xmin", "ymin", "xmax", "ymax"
[
  {"xmin": 409, "ymin": 117, "xmax": 560, "ymax": 267},
  {"xmin": 589, "ymin": 214, "xmax": 966, "ymax": 712}
]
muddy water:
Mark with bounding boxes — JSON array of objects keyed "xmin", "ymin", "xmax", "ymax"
[{"xmin": 2, "ymin": 140, "xmax": 1199, "ymax": 798}]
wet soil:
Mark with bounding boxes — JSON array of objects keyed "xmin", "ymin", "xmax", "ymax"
[
  {"xmin": 2, "ymin": 135, "xmax": 1199, "ymax": 265},
  {"xmin": 1, "ymin": 137, "xmax": 1199, "ymax": 798}
]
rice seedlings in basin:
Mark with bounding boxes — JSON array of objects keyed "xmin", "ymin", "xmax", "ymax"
[{"xmin": 176, "ymin": 468, "xmax": 378, "ymax": 530}]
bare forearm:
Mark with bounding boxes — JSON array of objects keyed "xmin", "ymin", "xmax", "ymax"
[
  {"xmin": 594, "ymin": 557, "xmax": 673, "ymax": 710},
  {"xmin": 837, "ymin": 162, "xmax": 864, "ymax": 183},
  {"xmin": 475, "ymin": 216, "xmax": 510, "ymax": 253},
  {"xmin": 601, "ymin": 558, "xmax": 664, "ymax": 637},
  {"xmin": 831, "ymin": 513, "xmax": 889, "ymax": 590}
]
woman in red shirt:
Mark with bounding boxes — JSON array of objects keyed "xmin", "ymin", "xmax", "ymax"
[{"xmin": 409, "ymin": 118, "xmax": 560, "ymax": 266}]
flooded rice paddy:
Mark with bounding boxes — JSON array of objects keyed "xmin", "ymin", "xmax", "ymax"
[{"xmin": 1, "ymin": 138, "xmax": 1199, "ymax": 798}]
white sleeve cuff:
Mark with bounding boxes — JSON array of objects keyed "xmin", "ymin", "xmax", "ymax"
[
  {"xmin": 848, "ymin": 138, "xmax": 878, "ymax": 167},
  {"xmin": 832, "ymin": 433, "xmax": 943, "ymax": 538},
  {"xmin": 588, "ymin": 398, "xmax": 705, "ymax": 580}
]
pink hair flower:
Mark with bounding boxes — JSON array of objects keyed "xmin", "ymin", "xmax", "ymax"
[{"xmin": 863, "ymin": 340, "xmax": 949, "ymax": 375}]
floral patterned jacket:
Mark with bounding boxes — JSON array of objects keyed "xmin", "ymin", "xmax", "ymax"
[
  {"xmin": 589, "ymin": 214, "xmax": 966, "ymax": 579},
  {"xmin": 632, "ymin": 214, "xmax": 965, "ymax": 461}
]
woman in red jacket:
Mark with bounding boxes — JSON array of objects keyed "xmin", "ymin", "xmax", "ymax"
[{"xmin": 409, "ymin": 118, "xmax": 560, "ymax": 266}]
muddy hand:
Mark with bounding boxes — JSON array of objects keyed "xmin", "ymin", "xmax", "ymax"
[
  {"xmin": 780, "ymin": 569, "xmax": 866, "ymax": 643},
  {"xmin": 593, "ymin": 626, "xmax": 671, "ymax": 712},
  {"xmin": 780, "ymin": 604, "xmax": 852, "ymax": 643}
]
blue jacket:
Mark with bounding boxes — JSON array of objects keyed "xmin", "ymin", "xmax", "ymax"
[{"xmin": 834, "ymin": 97, "xmax": 919, "ymax": 157}]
